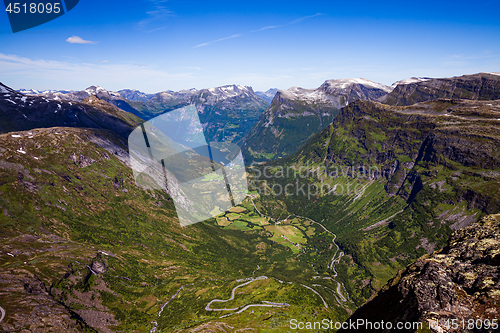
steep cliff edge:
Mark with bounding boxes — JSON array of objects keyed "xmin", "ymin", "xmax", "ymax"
[{"xmin": 341, "ymin": 213, "xmax": 500, "ymax": 333}]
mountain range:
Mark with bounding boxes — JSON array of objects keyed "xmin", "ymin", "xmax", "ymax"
[
  {"xmin": 19, "ymin": 84, "xmax": 271, "ymax": 145},
  {"xmin": 1, "ymin": 72, "xmax": 500, "ymax": 332}
]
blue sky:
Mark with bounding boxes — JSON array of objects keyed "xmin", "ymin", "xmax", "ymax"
[{"xmin": 1, "ymin": 0, "xmax": 499, "ymax": 93}]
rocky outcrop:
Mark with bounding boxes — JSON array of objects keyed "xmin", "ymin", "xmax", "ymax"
[
  {"xmin": 381, "ymin": 73, "xmax": 500, "ymax": 106},
  {"xmin": 340, "ymin": 213, "xmax": 500, "ymax": 332}
]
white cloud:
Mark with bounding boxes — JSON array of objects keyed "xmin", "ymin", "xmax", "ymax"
[
  {"xmin": 66, "ymin": 36, "xmax": 97, "ymax": 44},
  {"xmin": 136, "ymin": 0, "xmax": 175, "ymax": 32},
  {"xmin": 194, "ymin": 34, "xmax": 242, "ymax": 49}
]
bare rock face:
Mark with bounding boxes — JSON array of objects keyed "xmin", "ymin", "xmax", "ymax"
[
  {"xmin": 91, "ymin": 260, "xmax": 106, "ymax": 275},
  {"xmin": 69, "ymin": 153, "xmax": 97, "ymax": 168},
  {"xmin": 340, "ymin": 214, "xmax": 500, "ymax": 332}
]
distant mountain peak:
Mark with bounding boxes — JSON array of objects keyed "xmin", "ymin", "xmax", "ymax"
[
  {"xmin": 255, "ymin": 88, "xmax": 278, "ymax": 103},
  {"xmin": 84, "ymin": 86, "xmax": 122, "ymax": 98},
  {"xmin": 117, "ymin": 89, "xmax": 155, "ymax": 102}
]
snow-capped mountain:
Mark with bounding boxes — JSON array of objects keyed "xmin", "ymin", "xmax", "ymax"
[
  {"xmin": 18, "ymin": 88, "xmax": 74, "ymax": 97},
  {"xmin": 16, "ymin": 83, "xmax": 269, "ymax": 145},
  {"xmin": 318, "ymin": 78, "xmax": 392, "ymax": 103},
  {"xmin": 255, "ymin": 88, "xmax": 278, "ymax": 103},
  {"xmin": 18, "ymin": 84, "xmax": 268, "ymax": 108},
  {"xmin": 193, "ymin": 85, "xmax": 264, "ymax": 108},
  {"xmin": 241, "ymin": 78, "xmax": 392, "ymax": 162},
  {"xmin": 17, "ymin": 88, "xmax": 42, "ymax": 95},
  {"xmin": 150, "ymin": 88, "xmax": 197, "ymax": 104},
  {"xmin": 207, "ymin": 84, "xmax": 252, "ymax": 98},
  {"xmin": 18, "ymin": 86, "xmax": 122, "ymax": 102},
  {"xmin": 189, "ymin": 85, "xmax": 269, "ymax": 144}
]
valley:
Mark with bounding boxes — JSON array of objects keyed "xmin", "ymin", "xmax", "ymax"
[{"xmin": 1, "ymin": 72, "xmax": 500, "ymax": 332}]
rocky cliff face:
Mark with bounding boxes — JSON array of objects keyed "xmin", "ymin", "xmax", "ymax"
[
  {"xmin": 381, "ymin": 73, "xmax": 500, "ymax": 106},
  {"xmin": 341, "ymin": 213, "xmax": 500, "ymax": 333},
  {"xmin": 241, "ymin": 78, "xmax": 391, "ymax": 162},
  {"xmin": 299, "ymin": 98, "xmax": 500, "ymax": 217}
]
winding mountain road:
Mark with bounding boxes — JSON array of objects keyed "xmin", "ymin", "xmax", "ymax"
[
  {"xmin": 206, "ymin": 276, "xmax": 289, "ymax": 318},
  {"xmin": 206, "ymin": 276, "xmax": 268, "ymax": 311}
]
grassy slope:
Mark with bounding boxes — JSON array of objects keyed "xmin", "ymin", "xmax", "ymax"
[{"xmin": 0, "ymin": 127, "xmax": 353, "ymax": 332}]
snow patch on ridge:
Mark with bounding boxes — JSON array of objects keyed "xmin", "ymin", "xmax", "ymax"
[
  {"xmin": 323, "ymin": 78, "xmax": 393, "ymax": 92},
  {"xmin": 391, "ymin": 77, "xmax": 432, "ymax": 88}
]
